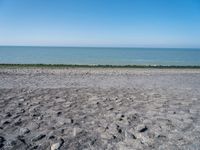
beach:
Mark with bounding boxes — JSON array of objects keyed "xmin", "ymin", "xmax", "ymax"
[{"xmin": 1, "ymin": 67, "xmax": 200, "ymax": 149}]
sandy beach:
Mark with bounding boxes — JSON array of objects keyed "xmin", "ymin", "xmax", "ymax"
[{"xmin": 0, "ymin": 68, "xmax": 200, "ymax": 150}]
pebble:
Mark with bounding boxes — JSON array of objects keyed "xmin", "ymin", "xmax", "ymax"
[
  {"xmin": 17, "ymin": 135, "xmax": 26, "ymax": 144},
  {"xmin": 136, "ymin": 124, "xmax": 148, "ymax": 133},
  {"xmin": 65, "ymin": 118, "xmax": 73, "ymax": 124},
  {"xmin": 18, "ymin": 98, "xmax": 25, "ymax": 102},
  {"xmin": 19, "ymin": 128, "xmax": 30, "ymax": 135},
  {"xmin": 6, "ymin": 139, "xmax": 17, "ymax": 147},
  {"xmin": 51, "ymin": 143, "xmax": 61, "ymax": 150},
  {"xmin": 49, "ymin": 135, "xmax": 55, "ymax": 139},
  {"xmin": 37, "ymin": 115, "xmax": 43, "ymax": 120},
  {"xmin": 2, "ymin": 120, "xmax": 10, "ymax": 125},
  {"xmin": 51, "ymin": 138, "xmax": 64, "ymax": 150},
  {"xmin": 5, "ymin": 112, "xmax": 12, "ymax": 118},
  {"xmin": 32, "ymin": 134, "xmax": 46, "ymax": 142},
  {"xmin": 116, "ymin": 125, "xmax": 123, "ymax": 134},
  {"xmin": 30, "ymin": 145, "xmax": 38, "ymax": 149},
  {"xmin": 0, "ymin": 136, "xmax": 5, "ymax": 144},
  {"xmin": 57, "ymin": 112, "xmax": 62, "ymax": 116},
  {"xmin": 56, "ymin": 98, "xmax": 66, "ymax": 103},
  {"xmin": 73, "ymin": 127, "xmax": 82, "ymax": 137},
  {"xmin": 14, "ymin": 119, "xmax": 22, "ymax": 126}
]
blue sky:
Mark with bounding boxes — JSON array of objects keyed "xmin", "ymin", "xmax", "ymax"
[{"xmin": 0, "ymin": 0, "xmax": 200, "ymax": 48}]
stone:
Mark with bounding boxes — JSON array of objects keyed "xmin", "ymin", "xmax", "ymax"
[
  {"xmin": 51, "ymin": 138, "xmax": 64, "ymax": 150},
  {"xmin": 28, "ymin": 122, "xmax": 40, "ymax": 130},
  {"xmin": 49, "ymin": 135, "xmax": 55, "ymax": 139},
  {"xmin": 136, "ymin": 124, "xmax": 148, "ymax": 133},
  {"xmin": 5, "ymin": 112, "xmax": 12, "ymax": 118},
  {"xmin": 29, "ymin": 145, "xmax": 39, "ymax": 149},
  {"xmin": 51, "ymin": 143, "xmax": 61, "ymax": 150},
  {"xmin": 0, "ymin": 143, "xmax": 4, "ymax": 148},
  {"xmin": 2, "ymin": 120, "xmax": 10, "ymax": 125},
  {"xmin": 18, "ymin": 98, "xmax": 25, "ymax": 102},
  {"xmin": 32, "ymin": 134, "xmax": 46, "ymax": 142},
  {"xmin": 73, "ymin": 127, "xmax": 82, "ymax": 137},
  {"xmin": 0, "ymin": 136, "xmax": 5, "ymax": 144},
  {"xmin": 17, "ymin": 135, "xmax": 26, "ymax": 144},
  {"xmin": 19, "ymin": 128, "xmax": 30, "ymax": 135},
  {"xmin": 56, "ymin": 98, "xmax": 66, "ymax": 103},
  {"xmin": 57, "ymin": 111, "xmax": 62, "ymax": 116},
  {"xmin": 65, "ymin": 118, "xmax": 73, "ymax": 124},
  {"xmin": 116, "ymin": 125, "xmax": 123, "ymax": 134},
  {"xmin": 14, "ymin": 119, "xmax": 22, "ymax": 126},
  {"xmin": 6, "ymin": 139, "xmax": 17, "ymax": 147}
]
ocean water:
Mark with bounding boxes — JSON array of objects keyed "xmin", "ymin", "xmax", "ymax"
[{"xmin": 0, "ymin": 46, "xmax": 200, "ymax": 66}]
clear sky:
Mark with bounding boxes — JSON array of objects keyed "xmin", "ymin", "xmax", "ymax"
[{"xmin": 0, "ymin": 0, "xmax": 200, "ymax": 48}]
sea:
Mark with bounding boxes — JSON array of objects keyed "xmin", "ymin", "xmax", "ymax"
[{"xmin": 0, "ymin": 46, "xmax": 200, "ymax": 66}]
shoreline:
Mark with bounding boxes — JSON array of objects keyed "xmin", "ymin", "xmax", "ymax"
[{"xmin": 1, "ymin": 63, "xmax": 200, "ymax": 69}]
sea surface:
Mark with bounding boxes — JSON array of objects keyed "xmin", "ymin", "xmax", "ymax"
[{"xmin": 0, "ymin": 46, "xmax": 200, "ymax": 66}]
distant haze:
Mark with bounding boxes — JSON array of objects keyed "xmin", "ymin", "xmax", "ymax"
[{"xmin": 0, "ymin": 0, "xmax": 200, "ymax": 48}]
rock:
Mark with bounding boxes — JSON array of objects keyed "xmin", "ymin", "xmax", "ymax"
[
  {"xmin": 57, "ymin": 112, "xmax": 62, "ymax": 116},
  {"xmin": 31, "ymin": 113, "xmax": 40, "ymax": 117},
  {"xmin": 18, "ymin": 98, "xmax": 25, "ymax": 102},
  {"xmin": 17, "ymin": 135, "xmax": 26, "ymax": 144},
  {"xmin": 51, "ymin": 138, "xmax": 64, "ymax": 150},
  {"xmin": 14, "ymin": 119, "xmax": 22, "ymax": 126},
  {"xmin": 73, "ymin": 127, "xmax": 82, "ymax": 137},
  {"xmin": 65, "ymin": 118, "xmax": 73, "ymax": 124},
  {"xmin": 0, "ymin": 143, "xmax": 4, "ymax": 148},
  {"xmin": 37, "ymin": 115, "xmax": 43, "ymax": 120},
  {"xmin": 32, "ymin": 134, "xmax": 46, "ymax": 142},
  {"xmin": 28, "ymin": 122, "xmax": 40, "ymax": 130},
  {"xmin": 0, "ymin": 136, "xmax": 5, "ymax": 148},
  {"xmin": 13, "ymin": 114, "xmax": 20, "ymax": 119},
  {"xmin": 16, "ymin": 109, "xmax": 25, "ymax": 115},
  {"xmin": 6, "ymin": 139, "xmax": 17, "ymax": 147},
  {"xmin": 61, "ymin": 129, "xmax": 65, "ymax": 134},
  {"xmin": 136, "ymin": 124, "xmax": 148, "ymax": 133},
  {"xmin": 51, "ymin": 143, "xmax": 61, "ymax": 150},
  {"xmin": 20, "ymin": 109, "xmax": 25, "ymax": 113},
  {"xmin": 116, "ymin": 125, "xmax": 123, "ymax": 134},
  {"xmin": 47, "ymin": 131, "xmax": 56, "ymax": 139},
  {"xmin": 125, "ymin": 131, "xmax": 137, "ymax": 140},
  {"xmin": 56, "ymin": 98, "xmax": 66, "ymax": 103},
  {"xmin": 109, "ymin": 107, "xmax": 114, "ymax": 111},
  {"xmin": 49, "ymin": 135, "xmax": 55, "ymax": 139},
  {"xmin": 2, "ymin": 120, "xmax": 10, "ymax": 125},
  {"xmin": 19, "ymin": 128, "xmax": 30, "ymax": 135},
  {"xmin": 5, "ymin": 112, "xmax": 12, "ymax": 118},
  {"xmin": 0, "ymin": 136, "xmax": 5, "ymax": 142},
  {"xmin": 157, "ymin": 135, "xmax": 167, "ymax": 140},
  {"xmin": 18, "ymin": 102, "xmax": 22, "ymax": 106},
  {"xmin": 29, "ymin": 145, "xmax": 38, "ymax": 149}
]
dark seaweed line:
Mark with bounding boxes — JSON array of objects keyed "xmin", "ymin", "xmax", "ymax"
[{"xmin": 0, "ymin": 64, "xmax": 200, "ymax": 69}]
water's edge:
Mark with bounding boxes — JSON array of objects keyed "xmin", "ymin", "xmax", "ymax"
[{"xmin": 0, "ymin": 64, "xmax": 200, "ymax": 69}]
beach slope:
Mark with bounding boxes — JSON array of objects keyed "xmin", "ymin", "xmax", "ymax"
[{"xmin": 0, "ymin": 68, "xmax": 200, "ymax": 149}]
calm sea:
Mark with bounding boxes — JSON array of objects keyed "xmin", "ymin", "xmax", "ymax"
[{"xmin": 0, "ymin": 46, "xmax": 200, "ymax": 66}]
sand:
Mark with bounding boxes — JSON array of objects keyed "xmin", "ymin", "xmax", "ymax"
[{"xmin": 0, "ymin": 68, "xmax": 200, "ymax": 150}]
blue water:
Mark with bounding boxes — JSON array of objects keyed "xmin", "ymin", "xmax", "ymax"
[{"xmin": 0, "ymin": 46, "xmax": 200, "ymax": 66}]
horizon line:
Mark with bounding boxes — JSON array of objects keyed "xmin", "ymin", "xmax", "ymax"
[{"xmin": 0, "ymin": 45, "xmax": 200, "ymax": 49}]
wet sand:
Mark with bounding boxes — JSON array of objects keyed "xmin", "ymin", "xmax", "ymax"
[{"xmin": 0, "ymin": 68, "xmax": 200, "ymax": 150}]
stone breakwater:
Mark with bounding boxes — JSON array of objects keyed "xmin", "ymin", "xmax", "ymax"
[{"xmin": 0, "ymin": 68, "xmax": 200, "ymax": 149}]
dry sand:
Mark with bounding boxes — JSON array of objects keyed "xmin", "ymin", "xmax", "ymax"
[{"xmin": 0, "ymin": 68, "xmax": 200, "ymax": 150}]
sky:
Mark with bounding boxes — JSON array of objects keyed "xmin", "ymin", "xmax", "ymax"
[{"xmin": 0, "ymin": 0, "xmax": 200, "ymax": 48}]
